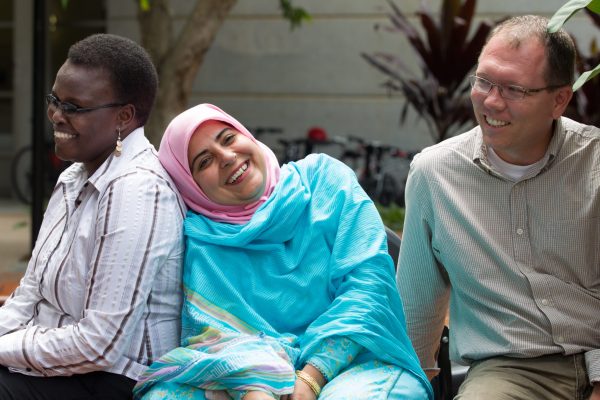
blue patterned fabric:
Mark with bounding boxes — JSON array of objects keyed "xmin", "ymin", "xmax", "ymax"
[{"xmin": 134, "ymin": 154, "xmax": 432, "ymax": 399}]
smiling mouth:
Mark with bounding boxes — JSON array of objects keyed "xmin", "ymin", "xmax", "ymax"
[
  {"xmin": 227, "ymin": 161, "xmax": 248, "ymax": 184},
  {"xmin": 54, "ymin": 131, "xmax": 77, "ymax": 140},
  {"xmin": 485, "ymin": 116, "xmax": 510, "ymax": 127}
]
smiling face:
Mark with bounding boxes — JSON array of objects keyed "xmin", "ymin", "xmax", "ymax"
[
  {"xmin": 471, "ymin": 34, "xmax": 572, "ymax": 165},
  {"xmin": 187, "ymin": 120, "xmax": 267, "ymax": 206},
  {"xmin": 48, "ymin": 60, "xmax": 132, "ymax": 175}
]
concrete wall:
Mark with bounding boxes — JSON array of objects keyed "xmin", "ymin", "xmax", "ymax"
[
  {"xmin": 0, "ymin": 0, "xmax": 32, "ymax": 198},
  {"xmin": 107, "ymin": 0, "xmax": 600, "ymax": 155}
]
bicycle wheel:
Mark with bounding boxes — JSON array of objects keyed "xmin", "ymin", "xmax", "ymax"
[
  {"xmin": 394, "ymin": 178, "xmax": 407, "ymax": 207},
  {"xmin": 10, "ymin": 146, "xmax": 33, "ymax": 204},
  {"xmin": 375, "ymin": 174, "xmax": 398, "ymax": 207}
]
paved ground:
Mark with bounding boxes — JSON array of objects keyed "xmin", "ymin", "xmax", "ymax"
[{"xmin": 0, "ymin": 199, "xmax": 30, "ymax": 299}]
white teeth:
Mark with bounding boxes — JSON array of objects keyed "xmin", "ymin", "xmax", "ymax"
[
  {"xmin": 485, "ymin": 116, "xmax": 509, "ymax": 127},
  {"xmin": 228, "ymin": 162, "xmax": 248, "ymax": 184},
  {"xmin": 54, "ymin": 131, "xmax": 76, "ymax": 139}
]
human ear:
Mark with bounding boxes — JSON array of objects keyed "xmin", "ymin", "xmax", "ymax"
[
  {"xmin": 117, "ymin": 104, "xmax": 137, "ymax": 131},
  {"xmin": 552, "ymin": 86, "xmax": 573, "ymax": 119}
]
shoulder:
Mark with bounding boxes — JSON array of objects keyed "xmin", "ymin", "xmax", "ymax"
[
  {"xmin": 411, "ymin": 126, "xmax": 480, "ymax": 174},
  {"xmin": 293, "ymin": 153, "xmax": 356, "ymax": 180},
  {"xmin": 281, "ymin": 153, "xmax": 365, "ymax": 202},
  {"xmin": 114, "ymin": 150, "xmax": 178, "ymax": 191},
  {"xmin": 560, "ymin": 116, "xmax": 600, "ymax": 141},
  {"xmin": 100, "ymin": 150, "xmax": 185, "ymax": 214}
]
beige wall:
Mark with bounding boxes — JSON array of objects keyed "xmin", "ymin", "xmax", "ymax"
[
  {"xmin": 107, "ymin": 0, "xmax": 600, "ymax": 153},
  {"xmin": 2, "ymin": 1, "xmax": 597, "ymax": 198}
]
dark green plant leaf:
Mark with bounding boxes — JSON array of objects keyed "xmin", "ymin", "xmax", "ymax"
[
  {"xmin": 364, "ymin": 0, "xmax": 493, "ymax": 142},
  {"xmin": 387, "ymin": 5, "xmax": 430, "ymax": 66},
  {"xmin": 573, "ymin": 63, "xmax": 600, "ymax": 90},
  {"xmin": 441, "ymin": 0, "xmax": 461, "ymax": 42},
  {"xmin": 589, "ymin": 0, "xmax": 600, "ymax": 12},
  {"xmin": 585, "ymin": 7, "xmax": 600, "ymax": 27},
  {"xmin": 548, "ymin": 1, "xmax": 600, "ymax": 91},
  {"xmin": 279, "ymin": 0, "xmax": 311, "ymax": 30},
  {"xmin": 140, "ymin": 0, "xmax": 150, "ymax": 12},
  {"xmin": 548, "ymin": 0, "xmax": 594, "ymax": 32},
  {"xmin": 419, "ymin": 12, "xmax": 442, "ymax": 75}
]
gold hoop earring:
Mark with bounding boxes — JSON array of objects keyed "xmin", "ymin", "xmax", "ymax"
[{"xmin": 115, "ymin": 128, "xmax": 123, "ymax": 157}]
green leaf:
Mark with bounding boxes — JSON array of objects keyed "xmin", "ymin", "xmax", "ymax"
[
  {"xmin": 61, "ymin": 0, "xmax": 69, "ymax": 8},
  {"xmin": 589, "ymin": 0, "xmax": 600, "ymax": 13},
  {"xmin": 140, "ymin": 0, "xmax": 150, "ymax": 12},
  {"xmin": 573, "ymin": 63, "xmax": 600, "ymax": 90},
  {"xmin": 279, "ymin": 0, "xmax": 311, "ymax": 30},
  {"xmin": 548, "ymin": 0, "xmax": 594, "ymax": 32}
]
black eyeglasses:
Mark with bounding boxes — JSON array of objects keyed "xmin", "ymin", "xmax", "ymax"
[
  {"xmin": 468, "ymin": 75, "xmax": 568, "ymax": 101},
  {"xmin": 46, "ymin": 93, "xmax": 126, "ymax": 115}
]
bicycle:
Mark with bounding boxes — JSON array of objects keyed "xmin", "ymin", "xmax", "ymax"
[
  {"xmin": 10, "ymin": 139, "xmax": 71, "ymax": 204},
  {"xmin": 278, "ymin": 127, "xmax": 347, "ymax": 165},
  {"xmin": 252, "ymin": 126, "xmax": 414, "ymax": 207},
  {"xmin": 337, "ymin": 135, "xmax": 414, "ymax": 207}
]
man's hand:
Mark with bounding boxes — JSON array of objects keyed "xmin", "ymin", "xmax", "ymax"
[{"xmin": 426, "ymin": 369, "xmax": 439, "ymax": 381}]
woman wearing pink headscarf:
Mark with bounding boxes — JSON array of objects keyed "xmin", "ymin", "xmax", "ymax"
[{"xmin": 134, "ymin": 104, "xmax": 431, "ymax": 400}]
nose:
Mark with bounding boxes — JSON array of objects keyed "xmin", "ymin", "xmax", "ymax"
[
  {"xmin": 481, "ymin": 85, "xmax": 507, "ymax": 110},
  {"xmin": 47, "ymin": 105, "xmax": 67, "ymax": 124},
  {"xmin": 220, "ymin": 150, "xmax": 237, "ymax": 168}
]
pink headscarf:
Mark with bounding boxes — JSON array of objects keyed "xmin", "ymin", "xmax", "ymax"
[{"xmin": 158, "ymin": 103, "xmax": 280, "ymax": 224}]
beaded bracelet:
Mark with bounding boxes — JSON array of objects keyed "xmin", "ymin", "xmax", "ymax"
[{"xmin": 295, "ymin": 370, "xmax": 322, "ymax": 396}]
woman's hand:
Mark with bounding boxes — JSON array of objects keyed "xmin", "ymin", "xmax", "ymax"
[
  {"xmin": 280, "ymin": 378, "xmax": 316, "ymax": 400},
  {"xmin": 589, "ymin": 383, "xmax": 600, "ymax": 400},
  {"xmin": 206, "ymin": 390, "xmax": 232, "ymax": 400},
  {"xmin": 242, "ymin": 390, "xmax": 276, "ymax": 400},
  {"xmin": 280, "ymin": 364, "xmax": 325, "ymax": 400}
]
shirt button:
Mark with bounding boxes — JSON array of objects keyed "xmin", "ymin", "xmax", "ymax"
[
  {"xmin": 516, "ymin": 228, "xmax": 524, "ymax": 235},
  {"xmin": 541, "ymin": 299, "xmax": 549, "ymax": 305},
  {"xmin": 26, "ymin": 367, "xmax": 32, "ymax": 372}
]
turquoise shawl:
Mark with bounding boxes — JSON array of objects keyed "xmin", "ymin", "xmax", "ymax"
[{"xmin": 134, "ymin": 154, "xmax": 432, "ymax": 399}]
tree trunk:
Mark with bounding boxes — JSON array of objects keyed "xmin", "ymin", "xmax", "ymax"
[{"xmin": 136, "ymin": 0, "xmax": 238, "ymax": 147}]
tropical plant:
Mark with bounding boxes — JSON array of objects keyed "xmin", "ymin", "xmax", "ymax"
[
  {"xmin": 548, "ymin": 0, "xmax": 600, "ymax": 90},
  {"xmin": 362, "ymin": 0, "xmax": 494, "ymax": 143},
  {"xmin": 564, "ymin": 8, "xmax": 600, "ymax": 126},
  {"xmin": 136, "ymin": 0, "xmax": 309, "ymax": 145},
  {"xmin": 60, "ymin": 0, "xmax": 309, "ymax": 146}
]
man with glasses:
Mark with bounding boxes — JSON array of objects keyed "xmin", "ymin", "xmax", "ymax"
[{"xmin": 397, "ymin": 15, "xmax": 599, "ymax": 400}]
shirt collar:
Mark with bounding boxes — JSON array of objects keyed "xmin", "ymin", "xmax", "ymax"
[
  {"xmin": 472, "ymin": 118, "xmax": 565, "ymax": 177},
  {"xmin": 57, "ymin": 127, "xmax": 153, "ymax": 191}
]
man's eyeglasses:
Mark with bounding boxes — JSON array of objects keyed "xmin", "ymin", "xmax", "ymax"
[
  {"xmin": 468, "ymin": 75, "xmax": 567, "ymax": 101},
  {"xmin": 46, "ymin": 93, "xmax": 126, "ymax": 115}
]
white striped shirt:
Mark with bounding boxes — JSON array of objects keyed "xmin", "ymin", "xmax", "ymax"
[
  {"xmin": 397, "ymin": 117, "xmax": 600, "ymax": 382},
  {"xmin": 0, "ymin": 128, "xmax": 186, "ymax": 380}
]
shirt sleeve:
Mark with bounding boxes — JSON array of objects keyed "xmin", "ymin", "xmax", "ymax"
[
  {"xmin": 396, "ymin": 158, "xmax": 450, "ymax": 373},
  {"xmin": 585, "ymin": 349, "xmax": 600, "ymax": 384},
  {"xmin": 0, "ymin": 262, "xmax": 42, "ymax": 337},
  {"xmin": 305, "ymin": 336, "xmax": 362, "ymax": 382},
  {"xmin": 0, "ymin": 171, "xmax": 183, "ymax": 376}
]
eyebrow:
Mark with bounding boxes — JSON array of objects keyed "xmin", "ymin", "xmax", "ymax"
[{"xmin": 189, "ymin": 127, "xmax": 231, "ymax": 170}]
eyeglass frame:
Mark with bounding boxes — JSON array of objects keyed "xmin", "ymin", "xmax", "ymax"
[
  {"xmin": 46, "ymin": 93, "xmax": 126, "ymax": 115},
  {"xmin": 468, "ymin": 75, "xmax": 568, "ymax": 101}
]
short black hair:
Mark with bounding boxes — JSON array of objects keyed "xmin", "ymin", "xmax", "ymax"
[{"xmin": 67, "ymin": 33, "xmax": 158, "ymax": 126}]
